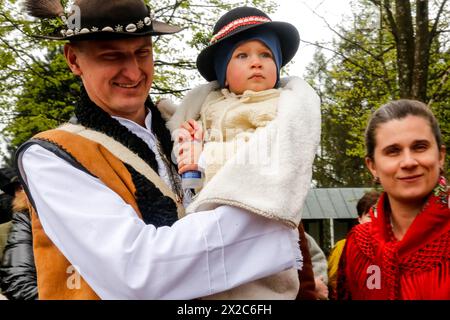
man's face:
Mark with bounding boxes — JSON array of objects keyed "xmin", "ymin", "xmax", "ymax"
[{"xmin": 64, "ymin": 36, "xmax": 154, "ymax": 123}]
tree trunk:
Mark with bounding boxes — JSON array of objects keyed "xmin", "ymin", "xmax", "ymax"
[
  {"xmin": 393, "ymin": 0, "xmax": 415, "ymax": 98},
  {"xmin": 412, "ymin": 0, "xmax": 430, "ymax": 101}
]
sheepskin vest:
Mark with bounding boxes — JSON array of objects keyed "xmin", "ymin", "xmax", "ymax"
[{"xmin": 16, "ymin": 89, "xmax": 182, "ymax": 299}]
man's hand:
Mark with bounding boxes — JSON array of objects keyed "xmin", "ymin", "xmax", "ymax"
[{"xmin": 176, "ymin": 119, "xmax": 203, "ymax": 174}]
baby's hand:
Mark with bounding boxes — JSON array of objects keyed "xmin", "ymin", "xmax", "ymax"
[
  {"xmin": 179, "ymin": 119, "xmax": 203, "ymax": 141},
  {"xmin": 176, "ymin": 119, "xmax": 203, "ymax": 174}
]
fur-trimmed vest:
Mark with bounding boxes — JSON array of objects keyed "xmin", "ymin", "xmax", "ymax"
[{"xmin": 16, "ymin": 90, "xmax": 182, "ymax": 299}]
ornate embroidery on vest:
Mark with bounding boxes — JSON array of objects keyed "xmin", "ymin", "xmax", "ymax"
[{"xmin": 74, "ymin": 87, "xmax": 180, "ymax": 226}]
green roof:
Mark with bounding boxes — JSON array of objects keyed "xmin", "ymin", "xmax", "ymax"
[{"xmin": 302, "ymin": 188, "xmax": 372, "ymax": 219}]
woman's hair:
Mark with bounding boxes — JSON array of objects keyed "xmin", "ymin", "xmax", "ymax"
[{"xmin": 365, "ymin": 99, "xmax": 443, "ymax": 160}]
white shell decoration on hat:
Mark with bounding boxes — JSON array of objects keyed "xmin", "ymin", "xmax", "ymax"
[
  {"xmin": 61, "ymin": 13, "xmax": 153, "ymax": 37},
  {"xmin": 126, "ymin": 24, "xmax": 137, "ymax": 33}
]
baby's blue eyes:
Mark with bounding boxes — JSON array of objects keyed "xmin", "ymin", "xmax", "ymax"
[{"xmin": 235, "ymin": 52, "xmax": 273, "ymax": 59}]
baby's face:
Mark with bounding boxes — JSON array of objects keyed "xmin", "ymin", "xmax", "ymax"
[{"xmin": 225, "ymin": 40, "xmax": 277, "ymax": 95}]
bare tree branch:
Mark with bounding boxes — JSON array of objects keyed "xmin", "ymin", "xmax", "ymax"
[
  {"xmin": 301, "ymin": 39, "xmax": 386, "ymax": 81},
  {"xmin": 305, "ymin": 2, "xmax": 386, "ymax": 63},
  {"xmin": 427, "ymin": 65, "xmax": 450, "ymax": 106},
  {"xmin": 368, "ymin": 0, "xmax": 399, "ymax": 41},
  {"xmin": 154, "ymin": 59, "xmax": 196, "ymax": 69},
  {"xmin": 429, "ymin": 0, "xmax": 448, "ymax": 44}
]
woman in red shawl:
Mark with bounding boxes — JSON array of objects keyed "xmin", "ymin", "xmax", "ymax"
[{"xmin": 337, "ymin": 99, "xmax": 449, "ymax": 300}]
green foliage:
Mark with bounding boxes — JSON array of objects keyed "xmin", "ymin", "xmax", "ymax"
[
  {"xmin": 306, "ymin": 0, "xmax": 450, "ymax": 187},
  {"xmin": 8, "ymin": 49, "xmax": 79, "ymax": 146}
]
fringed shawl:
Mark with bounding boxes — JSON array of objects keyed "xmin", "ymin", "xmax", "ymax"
[{"xmin": 338, "ymin": 178, "xmax": 450, "ymax": 300}]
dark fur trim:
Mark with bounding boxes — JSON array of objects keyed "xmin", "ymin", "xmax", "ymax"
[
  {"xmin": 73, "ymin": 87, "xmax": 180, "ymax": 224},
  {"xmin": 74, "ymin": 88, "xmax": 160, "ymax": 173},
  {"xmin": 124, "ymin": 164, "xmax": 177, "ymax": 226}
]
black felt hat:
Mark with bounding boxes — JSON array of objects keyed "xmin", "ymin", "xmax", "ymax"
[
  {"xmin": 24, "ymin": 0, "xmax": 183, "ymax": 41},
  {"xmin": 196, "ymin": 6, "xmax": 300, "ymax": 82},
  {"xmin": 0, "ymin": 167, "xmax": 19, "ymax": 196}
]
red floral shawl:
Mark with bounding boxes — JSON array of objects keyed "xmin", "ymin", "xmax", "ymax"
[{"xmin": 337, "ymin": 178, "xmax": 450, "ymax": 300}]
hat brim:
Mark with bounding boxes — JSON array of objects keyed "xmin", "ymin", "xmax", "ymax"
[
  {"xmin": 197, "ymin": 21, "xmax": 300, "ymax": 82},
  {"xmin": 37, "ymin": 21, "xmax": 183, "ymax": 41}
]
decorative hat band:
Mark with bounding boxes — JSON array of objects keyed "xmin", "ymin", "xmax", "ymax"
[
  {"xmin": 210, "ymin": 16, "xmax": 271, "ymax": 44},
  {"xmin": 60, "ymin": 11, "xmax": 154, "ymax": 38}
]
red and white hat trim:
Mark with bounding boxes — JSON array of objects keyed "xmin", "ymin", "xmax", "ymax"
[{"xmin": 210, "ymin": 16, "xmax": 271, "ymax": 44}]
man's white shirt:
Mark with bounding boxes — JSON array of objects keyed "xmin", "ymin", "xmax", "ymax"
[{"xmin": 18, "ymin": 114, "xmax": 299, "ymax": 299}]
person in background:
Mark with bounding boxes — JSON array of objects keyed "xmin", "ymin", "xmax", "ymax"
[
  {"xmin": 305, "ymin": 232, "xmax": 329, "ymax": 300},
  {"xmin": 296, "ymin": 223, "xmax": 320, "ymax": 300},
  {"xmin": 0, "ymin": 168, "xmax": 20, "ymax": 257},
  {"xmin": 338, "ymin": 99, "xmax": 449, "ymax": 299},
  {"xmin": 327, "ymin": 190, "xmax": 380, "ymax": 299},
  {"xmin": 0, "ymin": 188, "xmax": 37, "ymax": 300},
  {"xmin": 0, "ymin": 168, "xmax": 19, "ymax": 224},
  {"xmin": 0, "ymin": 167, "xmax": 22, "ymax": 300}
]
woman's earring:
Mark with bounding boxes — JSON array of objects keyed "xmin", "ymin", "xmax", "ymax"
[{"xmin": 373, "ymin": 176, "xmax": 380, "ymax": 185}]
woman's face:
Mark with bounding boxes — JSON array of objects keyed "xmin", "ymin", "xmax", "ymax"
[{"xmin": 366, "ymin": 115, "xmax": 445, "ymax": 204}]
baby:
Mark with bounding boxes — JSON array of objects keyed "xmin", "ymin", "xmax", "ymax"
[{"xmin": 159, "ymin": 6, "xmax": 321, "ymax": 299}]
